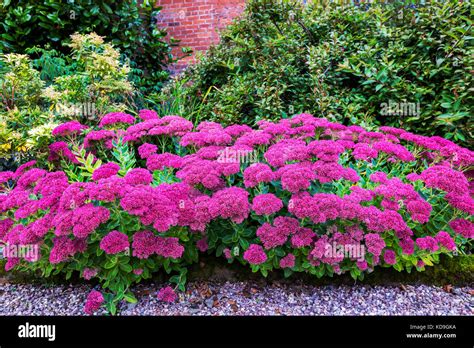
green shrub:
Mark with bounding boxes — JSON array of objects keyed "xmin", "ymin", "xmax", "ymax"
[
  {"xmin": 0, "ymin": 33, "xmax": 135, "ymax": 164},
  {"xmin": 0, "ymin": 0, "xmax": 190, "ymax": 94},
  {"xmin": 168, "ymin": 0, "xmax": 473, "ymax": 147}
]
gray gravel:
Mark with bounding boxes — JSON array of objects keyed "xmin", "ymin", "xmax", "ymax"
[{"xmin": 0, "ymin": 281, "xmax": 472, "ymax": 316}]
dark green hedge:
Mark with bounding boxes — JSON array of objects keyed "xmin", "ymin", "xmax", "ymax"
[
  {"xmin": 173, "ymin": 0, "xmax": 473, "ymax": 147},
  {"xmin": 0, "ymin": 0, "xmax": 190, "ymax": 94}
]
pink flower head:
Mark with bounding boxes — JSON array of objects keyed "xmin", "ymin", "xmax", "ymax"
[
  {"xmin": 139, "ymin": 109, "xmax": 159, "ymax": 121},
  {"xmin": 364, "ymin": 233, "xmax": 386, "ymax": 257},
  {"xmin": 147, "ymin": 153, "xmax": 183, "ymax": 171},
  {"xmin": 155, "ymin": 236, "xmax": 184, "ymax": 259},
  {"xmin": 83, "ymin": 130, "xmax": 116, "ymax": 149},
  {"xmin": 264, "ymin": 139, "xmax": 309, "ymax": 167},
  {"xmin": 243, "ymin": 163, "xmax": 274, "ymax": 188},
  {"xmin": 0, "ymin": 218, "xmax": 14, "ymax": 241},
  {"xmin": 0, "ymin": 171, "xmax": 13, "ymax": 186},
  {"xmin": 445, "ymin": 193, "xmax": 474, "ymax": 215},
  {"xmin": 99, "ymin": 112, "xmax": 135, "ymax": 128},
  {"xmin": 291, "ymin": 227, "xmax": 315, "ymax": 248},
  {"xmin": 383, "ymin": 249, "xmax": 397, "ymax": 265},
  {"xmin": 312, "ymin": 161, "xmax": 359, "ymax": 184},
  {"xmin": 223, "ymin": 248, "xmax": 232, "ymax": 259},
  {"xmin": 138, "ymin": 143, "xmax": 158, "ymax": 159},
  {"xmin": 243, "ymin": 244, "xmax": 267, "ymax": 265},
  {"xmin": 308, "ymin": 140, "xmax": 345, "ymax": 162},
  {"xmin": 400, "ymin": 237, "xmax": 415, "ymax": 255},
  {"xmin": 356, "ymin": 260, "xmax": 368, "ymax": 271},
  {"xmin": 124, "ymin": 168, "xmax": 153, "ymax": 186},
  {"xmin": 235, "ymin": 130, "xmax": 272, "ymax": 148},
  {"xmin": 133, "ymin": 268, "xmax": 143, "ymax": 275},
  {"xmin": 278, "ymin": 163, "xmax": 315, "ymax": 193},
  {"xmin": 16, "ymin": 168, "xmax": 46, "ymax": 190},
  {"xmin": 224, "ymin": 124, "xmax": 252, "ymax": 137},
  {"xmin": 82, "ymin": 268, "xmax": 98, "ymax": 280},
  {"xmin": 435, "ymin": 231, "xmax": 456, "ymax": 251},
  {"xmin": 209, "ymin": 187, "xmax": 250, "ymax": 223},
  {"xmin": 92, "ymin": 162, "xmax": 120, "ymax": 181},
  {"xmin": 72, "ymin": 204, "xmax": 110, "ymax": 238},
  {"xmin": 132, "ymin": 230, "xmax": 156, "ymax": 259},
  {"xmin": 449, "ymin": 219, "xmax": 473, "ymax": 239},
  {"xmin": 100, "ymin": 230, "xmax": 129, "ymax": 254},
  {"xmin": 279, "ymin": 253, "xmax": 295, "ymax": 268},
  {"xmin": 352, "ymin": 143, "xmax": 378, "ymax": 161},
  {"xmin": 252, "ymin": 193, "xmax": 283, "ymax": 215},
  {"xmin": 256, "ymin": 223, "xmax": 288, "ymax": 249},
  {"xmin": 416, "ymin": 236, "xmax": 439, "ymax": 252},
  {"xmin": 52, "ymin": 121, "xmax": 88, "ymax": 137},
  {"xmin": 5, "ymin": 257, "xmax": 20, "ymax": 271},
  {"xmin": 157, "ymin": 286, "xmax": 177, "ymax": 303},
  {"xmin": 196, "ymin": 237, "xmax": 208, "ymax": 252},
  {"xmin": 49, "ymin": 236, "xmax": 75, "ymax": 264},
  {"xmin": 406, "ymin": 200, "xmax": 432, "ymax": 224},
  {"xmin": 419, "ymin": 165, "xmax": 469, "ymax": 196},
  {"xmin": 369, "ymin": 171, "xmax": 388, "ymax": 184},
  {"xmin": 48, "ymin": 141, "xmax": 79, "ymax": 163},
  {"xmin": 372, "ymin": 141, "xmax": 415, "ymax": 162},
  {"xmin": 84, "ymin": 290, "xmax": 104, "ymax": 315},
  {"xmin": 120, "ymin": 186, "xmax": 177, "ymax": 230}
]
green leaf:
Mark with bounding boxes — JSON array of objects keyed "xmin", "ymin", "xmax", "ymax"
[{"xmin": 123, "ymin": 292, "xmax": 138, "ymax": 304}]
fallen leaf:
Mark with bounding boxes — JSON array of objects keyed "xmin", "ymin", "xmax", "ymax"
[{"xmin": 443, "ymin": 284, "xmax": 453, "ymax": 293}]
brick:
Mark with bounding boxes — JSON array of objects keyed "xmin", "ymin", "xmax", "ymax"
[{"xmin": 158, "ymin": 0, "xmax": 246, "ymax": 72}]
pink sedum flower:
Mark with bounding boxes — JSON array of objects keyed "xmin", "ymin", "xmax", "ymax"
[
  {"xmin": 99, "ymin": 112, "xmax": 135, "ymax": 128},
  {"xmin": 84, "ymin": 290, "xmax": 104, "ymax": 315},
  {"xmin": 83, "ymin": 268, "xmax": 98, "ymax": 280},
  {"xmin": 279, "ymin": 253, "xmax": 295, "ymax": 268},
  {"xmin": 243, "ymin": 244, "xmax": 267, "ymax": 265},
  {"xmin": 435, "ymin": 231, "xmax": 456, "ymax": 251},
  {"xmin": 157, "ymin": 286, "xmax": 177, "ymax": 303},
  {"xmin": 383, "ymin": 250, "xmax": 397, "ymax": 265},
  {"xmin": 92, "ymin": 162, "xmax": 120, "ymax": 181},
  {"xmin": 100, "ymin": 230, "xmax": 129, "ymax": 255},
  {"xmin": 252, "ymin": 193, "xmax": 283, "ymax": 216},
  {"xmin": 138, "ymin": 143, "xmax": 158, "ymax": 159},
  {"xmin": 52, "ymin": 121, "xmax": 88, "ymax": 137}
]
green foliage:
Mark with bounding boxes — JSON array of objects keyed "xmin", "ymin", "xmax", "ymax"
[
  {"xmin": 42, "ymin": 32, "xmax": 134, "ymax": 117},
  {"xmin": 0, "ymin": 0, "xmax": 190, "ymax": 94},
  {"xmin": 0, "ymin": 53, "xmax": 44, "ymax": 109},
  {"xmin": 168, "ymin": 0, "xmax": 473, "ymax": 147},
  {"xmin": 145, "ymin": 76, "xmax": 210, "ymax": 126},
  {"xmin": 0, "ymin": 33, "xmax": 135, "ymax": 163}
]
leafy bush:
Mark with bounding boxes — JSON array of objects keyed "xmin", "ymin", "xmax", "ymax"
[
  {"xmin": 42, "ymin": 33, "xmax": 134, "ymax": 117},
  {"xmin": 167, "ymin": 0, "xmax": 473, "ymax": 147},
  {"xmin": 0, "ymin": 33, "xmax": 134, "ymax": 164},
  {"xmin": 1, "ymin": 110, "xmax": 472, "ymax": 314},
  {"xmin": 0, "ymin": 0, "xmax": 190, "ymax": 94}
]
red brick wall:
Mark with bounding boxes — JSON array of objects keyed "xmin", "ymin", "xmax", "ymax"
[{"xmin": 156, "ymin": 0, "xmax": 246, "ymax": 71}]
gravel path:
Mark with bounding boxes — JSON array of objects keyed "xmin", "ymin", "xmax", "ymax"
[{"xmin": 0, "ymin": 281, "xmax": 472, "ymax": 316}]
